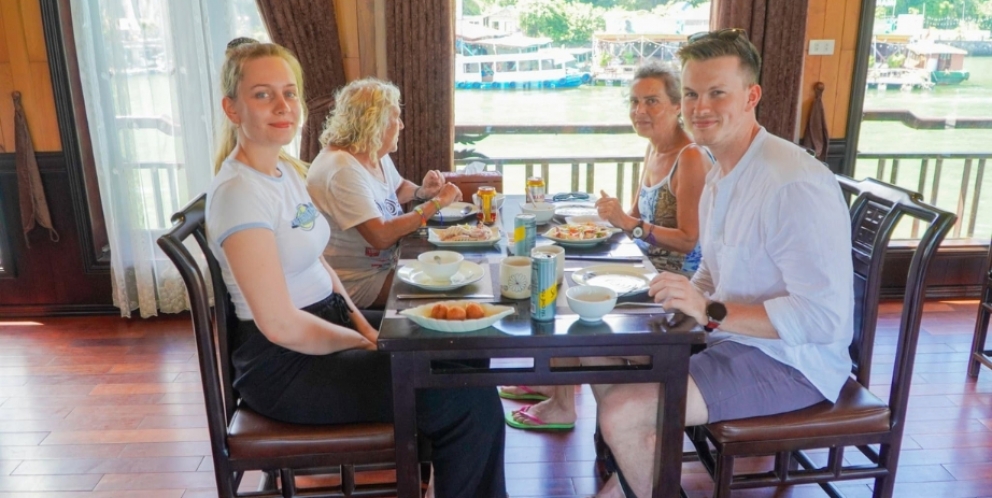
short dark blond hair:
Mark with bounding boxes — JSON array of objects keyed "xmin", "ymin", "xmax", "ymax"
[
  {"xmin": 632, "ymin": 60, "xmax": 681, "ymax": 104},
  {"xmin": 677, "ymin": 29, "xmax": 762, "ymax": 85}
]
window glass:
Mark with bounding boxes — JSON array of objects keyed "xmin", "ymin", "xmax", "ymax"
[
  {"xmin": 854, "ymin": 7, "xmax": 992, "ymax": 241},
  {"xmin": 454, "ymin": 1, "xmax": 710, "ymax": 207}
]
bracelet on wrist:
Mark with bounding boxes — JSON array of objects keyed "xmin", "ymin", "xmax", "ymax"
[
  {"xmin": 413, "ymin": 186, "xmax": 426, "ymax": 201},
  {"xmin": 430, "ymin": 198, "xmax": 442, "ymax": 211},
  {"xmin": 413, "ymin": 205, "xmax": 427, "ymax": 227}
]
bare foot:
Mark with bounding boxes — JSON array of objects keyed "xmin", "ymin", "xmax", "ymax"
[
  {"xmin": 511, "ymin": 392, "xmax": 577, "ymax": 426},
  {"xmin": 595, "ymin": 473, "xmax": 626, "ymax": 498}
]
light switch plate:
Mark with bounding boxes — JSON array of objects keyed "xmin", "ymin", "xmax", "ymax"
[{"xmin": 809, "ymin": 39, "xmax": 836, "ymax": 56}]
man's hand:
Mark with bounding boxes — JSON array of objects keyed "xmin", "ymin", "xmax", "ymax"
[
  {"xmin": 648, "ymin": 272, "xmax": 708, "ymax": 325},
  {"xmin": 420, "ymin": 170, "xmax": 445, "ymax": 198}
]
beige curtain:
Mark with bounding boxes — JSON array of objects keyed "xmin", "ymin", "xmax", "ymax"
[
  {"xmin": 385, "ymin": 0, "xmax": 454, "ymax": 180},
  {"xmin": 255, "ymin": 0, "xmax": 347, "ymax": 162},
  {"xmin": 714, "ymin": 0, "xmax": 810, "ymax": 141}
]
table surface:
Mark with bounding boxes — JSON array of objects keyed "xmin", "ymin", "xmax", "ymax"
[{"xmin": 377, "ymin": 195, "xmax": 704, "ymax": 498}]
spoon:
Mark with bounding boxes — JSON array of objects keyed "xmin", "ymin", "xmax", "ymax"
[{"xmin": 433, "ymin": 255, "xmax": 442, "ymax": 265}]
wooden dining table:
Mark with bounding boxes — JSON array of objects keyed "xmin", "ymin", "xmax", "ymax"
[{"xmin": 378, "ymin": 196, "xmax": 705, "ymax": 498}]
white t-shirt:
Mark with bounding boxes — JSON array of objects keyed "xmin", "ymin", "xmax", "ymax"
[
  {"xmin": 306, "ymin": 150, "xmax": 404, "ymax": 291},
  {"xmin": 692, "ymin": 128, "xmax": 855, "ymax": 403},
  {"xmin": 206, "ymin": 155, "xmax": 333, "ymax": 320}
]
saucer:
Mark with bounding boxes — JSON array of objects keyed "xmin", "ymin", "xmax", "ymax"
[{"xmin": 396, "ymin": 261, "xmax": 485, "ymax": 291}]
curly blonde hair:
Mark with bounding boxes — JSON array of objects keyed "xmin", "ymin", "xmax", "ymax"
[{"xmin": 319, "ymin": 78, "xmax": 401, "ymax": 155}]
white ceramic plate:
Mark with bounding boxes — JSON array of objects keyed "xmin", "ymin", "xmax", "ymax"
[
  {"xmin": 570, "ymin": 264, "xmax": 658, "ymax": 297},
  {"xmin": 554, "ymin": 202, "xmax": 598, "ymax": 220},
  {"xmin": 396, "ymin": 261, "xmax": 485, "ymax": 291},
  {"xmin": 542, "ymin": 224, "xmax": 617, "ymax": 248},
  {"xmin": 431, "ymin": 202, "xmax": 479, "ymax": 222},
  {"xmin": 427, "ymin": 226, "xmax": 502, "ymax": 247},
  {"xmin": 400, "ymin": 301, "xmax": 514, "ymax": 333}
]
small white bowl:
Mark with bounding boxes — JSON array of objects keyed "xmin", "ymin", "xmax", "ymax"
[
  {"xmin": 521, "ymin": 202, "xmax": 555, "ymax": 225},
  {"xmin": 566, "ymin": 285, "xmax": 618, "ymax": 323},
  {"xmin": 418, "ymin": 251, "xmax": 464, "ymax": 280}
]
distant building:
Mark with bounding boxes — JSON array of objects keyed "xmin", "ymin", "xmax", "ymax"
[{"xmin": 484, "ymin": 7, "xmax": 520, "ymax": 34}]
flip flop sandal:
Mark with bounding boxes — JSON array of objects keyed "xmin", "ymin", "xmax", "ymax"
[
  {"xmin": 498, "ymin": 385, "xmax": 551, "ymax": 401},
  {"xmin": 504, "ymin": 405, "xmax": 575, "ymax": 431}
]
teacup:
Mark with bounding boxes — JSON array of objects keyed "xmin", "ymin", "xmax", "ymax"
[{"xmin": 499, "ymin": 256, "xmax": 531, "ymax": 299}]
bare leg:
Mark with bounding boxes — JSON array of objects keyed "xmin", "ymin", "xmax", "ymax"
[
  {"xmin": 595, "ymin": 473, "xmax": 626, "ymax": 498},
  {"xmin": 424, "ymin": 466, "xmax": 434, "ymax": 498},
  {"xmin": 592, "ymin": 375, "xmax": 708, "ymax": 497}
]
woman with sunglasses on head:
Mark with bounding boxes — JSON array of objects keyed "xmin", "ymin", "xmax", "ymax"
[
  {"xmin": 500, "ymin": 60, "xmax": 712, "ymax": 432},
  {"xmin": 205, "ymin": 39, "xmax": 505, "ymax": 498}
]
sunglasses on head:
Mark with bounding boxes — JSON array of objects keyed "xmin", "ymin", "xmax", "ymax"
[{"xmin": 687, "ymin": 28, "xmax": 748, "ymax": 44}]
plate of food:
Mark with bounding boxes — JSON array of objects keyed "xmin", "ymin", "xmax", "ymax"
[
  {"xmin": 571, "ymin": 264, "xmax": 657, "ymax": 297},
  {"xmin": 431, "ymin": 202, "xmax": 479, "ymax": 222},
  {"xmin": 564, "ymin": 214, "xmax": 614, "ymax": 228},
  {"xmin": 400, "ymin": 301, "xmax": 514, "ymax": 333},
  {"xmin": 543, "ymin": 223, "xmax": 618, "ymax": 248},
  {"xmin": 553, "ymin": 202, "xmax": 598, "ymax": 220},
  {"xmin": 428, "ymin": 223, "xmax": 501, "ymax": 247},
  {"xmin": 396, "ymin": 261, "xmax": 485, "ymax": 291}
]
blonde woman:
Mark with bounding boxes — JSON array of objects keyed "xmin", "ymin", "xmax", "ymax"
[
  {"xmin": 205, "ymin": 39, "xmax": 505, "ymax": 498},
  {"xmin": 307, "ymin": 78, "xmax": 462, "ymax": 309}
]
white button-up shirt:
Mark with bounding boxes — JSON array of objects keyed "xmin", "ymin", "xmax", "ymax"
[{"xmin": 693, "ymin": 128, "xmax": 854, "ymax": 403}]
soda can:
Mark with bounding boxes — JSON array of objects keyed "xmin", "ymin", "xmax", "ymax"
[
  {"xmin": 512, "ymin": 214, "xmax": 537, "ymax": 256},
  {"xmin": 530, "ymin": 253, "xmax": 557, "ymax": 321}
]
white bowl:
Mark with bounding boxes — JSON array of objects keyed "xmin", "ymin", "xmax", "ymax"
[
  {"xmin": 521, "ymin": 202, "xmax": 555, "ymax": 225},
  {"xmin": 417, "ymin": 251, "xmax": 464, "ymax": 280},
  {"xmin": 472, "ymin": 192, "xmax": 505, "ymax": 210},
  {"xmin": 566, "ymin": 285, "xmax": 618, "ymax": 323}
]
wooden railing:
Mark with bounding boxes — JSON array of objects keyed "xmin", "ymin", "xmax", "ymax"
[{"xmin": 855, "ymin": 153, "xmax": 992, "ymax": 239}]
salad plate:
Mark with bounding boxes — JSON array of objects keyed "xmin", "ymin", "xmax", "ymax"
[{"xmin": 570, "ymin": 264, "xmax": 657, "ymax": 297}]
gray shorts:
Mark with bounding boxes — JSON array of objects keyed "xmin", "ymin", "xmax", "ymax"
[{"xmin": 690, "ymin": 341, "xmax": 826, "ymax": 424}]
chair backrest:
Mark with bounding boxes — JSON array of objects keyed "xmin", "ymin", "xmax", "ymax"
[
  {"xmin": 157, "ymin": 193, "xmax": 239, "ymax": 462},
  {"xmin": 836, "ymin": 175, "xmax": 955, "ymax": 423}
]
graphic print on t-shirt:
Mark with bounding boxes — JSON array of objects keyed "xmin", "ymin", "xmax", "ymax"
[
  {"xmin": 291, "ymin": 203, "xmax": 319, "ymax": 231},
  {"xmin": 375, "ymin": 195, "xmax": 403, "ymax": 219}
]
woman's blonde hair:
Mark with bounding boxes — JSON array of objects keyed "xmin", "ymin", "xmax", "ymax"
[
  {"xmin": 213, "ymin": 38, "xmax": 309, "ymax": 178},
  {"xmin": 319, "ymin": 78, "xmax": 401, "ymax": 155}
]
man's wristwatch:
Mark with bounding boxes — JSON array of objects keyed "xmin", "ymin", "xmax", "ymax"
[
  {"xmin": 630, "ymin": 220, "xmax": 646, "ymax": 240},
  {"xmin": 703, "ymin": 301, "xmax": 727, "ymax": 332}
]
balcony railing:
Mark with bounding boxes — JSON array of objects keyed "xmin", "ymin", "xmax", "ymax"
[{"xmin": 116, "ymin": 117, "xmax": 992, "ymax": 241}]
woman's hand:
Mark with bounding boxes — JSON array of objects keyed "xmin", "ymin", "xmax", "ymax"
[
  {"xmin": 596, "ymin": 190, "xmax": 638, "ymax": 231},
  {"xmin": 436, "ymin": 183, "xmax": 462, "ymax": 207},
  {"xmin": 420, "ymin": 170, "xmax": 445, "ymax": 198}
]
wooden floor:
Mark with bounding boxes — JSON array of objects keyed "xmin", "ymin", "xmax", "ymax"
[{"xmin": 0, "ymin": 299, "xmax": 990, "ymax": 498}]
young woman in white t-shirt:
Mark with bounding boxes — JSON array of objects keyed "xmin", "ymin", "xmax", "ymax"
[
  {"xmin": 307, "ymin": 78, "xmax": 464, "ymax": 309},
  {"xmin": 204, "ymin": 39, "xmax": 505, "ymax": 498}
]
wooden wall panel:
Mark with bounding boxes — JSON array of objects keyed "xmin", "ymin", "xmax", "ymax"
[
  {"xmin": 801, "ymin": 0, "xmax": 861, "ymax": 139},
  {"xmin": 0, "ymin": 0, "xmax": 61, "ymax": 151}
]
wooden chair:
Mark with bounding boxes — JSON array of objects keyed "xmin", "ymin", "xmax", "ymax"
[
  {"xmin": 681, "ymin": 175, "xmax": 956, "ymax": 498},
  {"xmin": 967, "ymin": 239, "xmax": 992, "ymax": 377},
  {"xmin": 158, "ymin": 193, "xmax": 398, "ymax": 498}
]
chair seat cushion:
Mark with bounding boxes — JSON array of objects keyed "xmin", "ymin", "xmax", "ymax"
[
  {"xmin": 228, "ymin": 406, "xmax": 394, "ymax": 460},
  {"xmin": 706, "ymin": 378, "xmax": 890, "ymax": 444}
]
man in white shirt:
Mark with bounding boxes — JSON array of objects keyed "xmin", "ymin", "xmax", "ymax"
[{"xmin": 592, "ymin": 30, "xmax": 854, "ymax": 498}]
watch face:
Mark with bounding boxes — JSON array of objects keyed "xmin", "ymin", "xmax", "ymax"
[
  {"xmin": 632, "ymin": 227, "xmax": 644, "ymax": 238},
  {"xmin": 707, "ymin": 301, "xmax": 728, "ymax": 321}
]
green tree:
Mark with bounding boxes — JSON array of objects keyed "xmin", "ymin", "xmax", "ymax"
[
  {"xmin": 894, "ymin": 0, "xmax": 982, "ymax": 18},
  {"xmin": 518, "ymin": 0, "xmax": 606, "ymax": 45}
]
